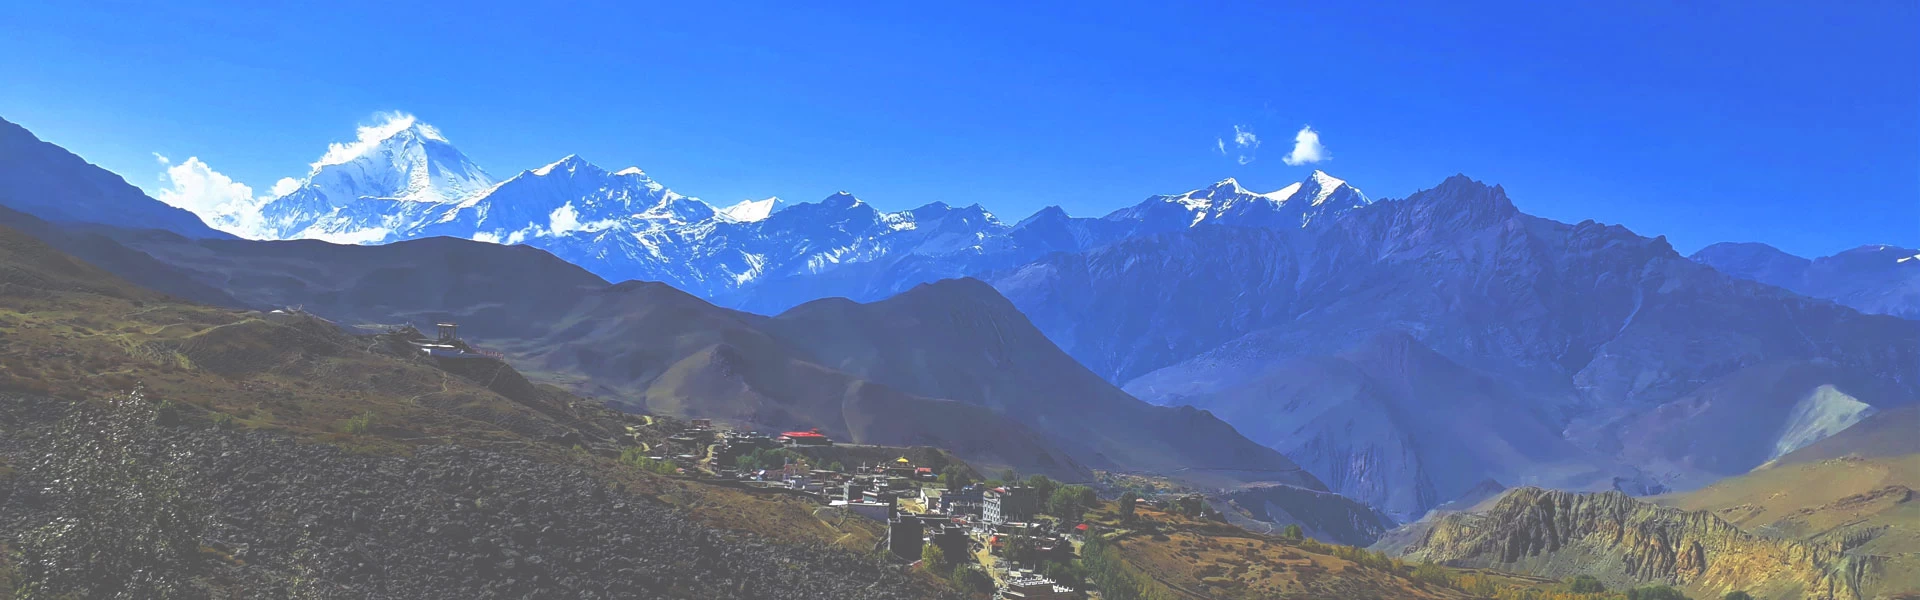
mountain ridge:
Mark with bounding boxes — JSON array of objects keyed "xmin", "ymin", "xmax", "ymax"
[{"xmin": 0, "ymin": 116, "xmax": 230, "ymax": 240}]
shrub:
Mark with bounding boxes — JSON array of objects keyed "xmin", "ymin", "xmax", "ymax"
[
  {"xmin": 1081, "ymin": 535, "xmax": 1171, "ymax": 600},
  {"xmin": 1410, "ymin": 562, "xmax": 1453, "ymax": 587},
  {"xmin": 1724, "ymin": 592, "xmax": 1754, "ymax": 600},
  {"xmin": 209, "ymin": 412, "xmax": 237, "ymax": 429},
  {"xmin": 619, "ymin": 447, "xmax": 678, "ymax": 476},
  {"xmin": 338, "ymin": 410, "xmax": 376, "ymax": 434},
  {"xmin": 1280, "ymin": 523, "xmax": 1304, "ymax": 541},
  {"xmin": 1627, "ymin": 584, "xmax": 1689, "ymax": 600},
  {"xmin": 1568, "ymin": 574, "xmax": 1607, "ymax": 593}
]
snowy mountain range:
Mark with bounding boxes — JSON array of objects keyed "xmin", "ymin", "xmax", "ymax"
[{"xmin": 198, "ymin": 116, "xmax": 1369, "ymax": 310}]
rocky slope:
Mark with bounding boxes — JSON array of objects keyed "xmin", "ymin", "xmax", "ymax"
[
  {"xmin": 0, "ymin": 394, "xmax": 949, "ymax": 600},
  {"xmin": 1210, "ymin": 484, "xmax": 1397, "ymax": 547},
  {"xmin": 1394, "ymin": 488, "xmax": 1876, "ymax": 600},
  {"xmin": 1693, "ymin": 241, "xmax": 1920, "ymax": 321}
]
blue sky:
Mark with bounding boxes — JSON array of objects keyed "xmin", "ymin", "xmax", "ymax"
[{"xmin": 0, "ymin": 1, "xmax": 1912, "ymax": 257}]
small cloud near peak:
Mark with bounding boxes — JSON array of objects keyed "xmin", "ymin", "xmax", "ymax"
[{"xmin": 1283, "ymin": 125, "xmax": 1328, "ymax": 166}]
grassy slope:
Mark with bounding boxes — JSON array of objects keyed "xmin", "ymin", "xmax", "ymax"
[
  {"xmin": 0, "ymin": 222, "xmax": 903, "ymax": 558},
  {"xmin": 1084, "ymin": 502, "xmax": 1475, "ymax": 600},
  {"xmin": 1657, "ymin": 454, "xmax": 1920, "ymax": 598}
]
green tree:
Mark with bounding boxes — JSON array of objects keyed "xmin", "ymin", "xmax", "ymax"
[
  {"xmin": 1280, "ymin": 523, "xmax": 1304, "ymax": 541},
  {"xmin": 1171, "ymin": 494, "xmax": 1208, "ymax": 518},
  {"xmin": 1047, "ymin": 485, "xmax": 1096, "ymax": 522},
  {"xmin": 943, "ymin": 465, "xmax": 974, "ymax": 491},
  {"xmin": 999, "ymin": 468, "xmax": 1017, "ymax": 482},
  {"xmin": 1117, "ymin": 491, "xmax": 1139, "ymax": 522},
  {"xmin": 920, "ymin": 543, "xmax": 948, "ymax": 572},
  {"xmin": 1043, "ymin": 561, "xmax": 1087, "ymax": 588},
  {"xmin": 1567, "ymin": 574, "xmax": 1607, "ymax": 593},
  {"xmin": 1025, "ymin": 474, "xmax": 1059, "ymax": 502},
  {"xmin": 950, "ymin": 565, "xmax": 994, "ymax": 595},
  {"xmin": 1723, "ymin": 592, "xmax": 1754, "ymax": 600},
  {"xmin": 1003, "ymin": 535, "xmax": 1042, "ymax": 566}
]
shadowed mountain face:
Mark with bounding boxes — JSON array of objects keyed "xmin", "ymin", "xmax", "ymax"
[
  {"xmin": 1692, "ymin": 241, "xmax": 1920, "ymax": 321},
  {"xmin": 760, "ymin": 278, "xmax": 1322, "ymax": 488},
  {"xmin": 1170, "ymin": 332, "xmax": 1634, "ymax": 521},
  {"xmin": 993, "ymin": 175, "xmax": 1920, "ymax": 516},
  {"xmin": 489, "ymin": 278, "xmax": 1095, "ymax": 480},
  {"xmin": 0, "ymin": 117, "xmax": 228, "ymax": 239}
]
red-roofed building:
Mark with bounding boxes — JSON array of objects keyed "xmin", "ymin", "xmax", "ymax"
[{"xmin": 778, "ymin": 428, "xmax": 833, "ymax": 446}]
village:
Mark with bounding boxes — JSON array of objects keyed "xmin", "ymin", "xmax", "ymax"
[
  {"xmin": 398, "ymin": 321, "xmax": 1208, "ymax": 600},
  {"xmin": 634, "ymin": 419, "xmax": 1103, "ymax": 599}
]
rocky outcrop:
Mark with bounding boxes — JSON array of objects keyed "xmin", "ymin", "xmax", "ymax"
[
  {"xmin": 1397, "ymin": 487, "xmax": 1878, "ymax": 600},
  {"xmin": 1211, "ymin": 483, "xmax": 1396, "ymax": 546}
]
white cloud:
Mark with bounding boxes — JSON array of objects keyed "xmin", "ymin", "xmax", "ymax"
[
  {"xmin": 268, "ymin": 177, "xmax": 301, "ymax": 198},
  {"xmin": 548, "ymin": 202, "xmax": 581, "ymax": 235},
  {"xmin": 152, "ymin": 156, "xmax": 284, "ymax": 238},
  {"xmin": 155, "ymin": 156, "xmax": 256, "ymax": 216},
  {"xmin": 1283, "ymin": 125, "xmax": 1328, "ymax": 166},
  {"xmin": 1218, "ymin": 125, "xmax": 1260, "ymax": 165},
  {"xmin": 314, "ymin": 111, "xmax": 430, "ymax": 168}
]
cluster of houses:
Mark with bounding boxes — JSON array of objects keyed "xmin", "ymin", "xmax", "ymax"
[{"xmin": 632, "ymin": 419, "xmax": 1089, "ymax": 598}]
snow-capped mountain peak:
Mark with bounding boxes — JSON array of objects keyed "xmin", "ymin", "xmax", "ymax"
[
  {"xmin": 1103, "ymin": 171, "xmax": 1368, "ymax": 230},
  {"xmin": 299, "ymin": 115, "xmax": 494, "ymax": 204},
  {"xmin": 251, "ymin": 114, "xmax": 497, "ymax": 243},
  {"xmin": 1299, "ymin": 169, "xmax": 1358, "ymax": 206},
  {"xmin": 533, "ymin": 154, "xmax": 593, "ymax": 177},
  {"xmin": 720, "ymin": 197, "xmax": 782, "ymax": 222}
]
